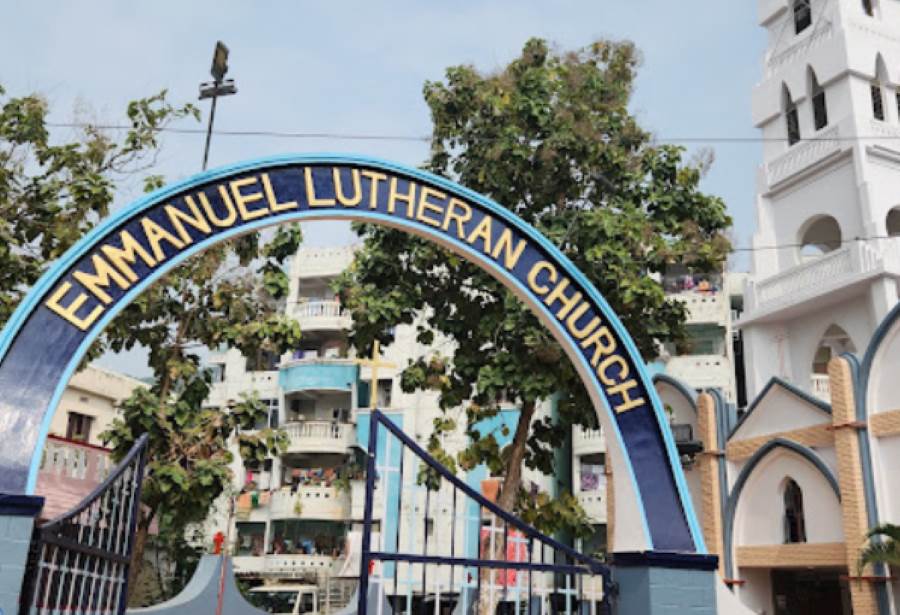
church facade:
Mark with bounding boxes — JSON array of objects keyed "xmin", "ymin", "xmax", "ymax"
[{"xmin": 648, "ymin": 1, "xmax": 900, "ymax": 613}]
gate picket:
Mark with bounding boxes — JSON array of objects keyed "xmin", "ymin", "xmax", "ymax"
[
  {"xmin": 358, "ymin": 411, "xmax": 611, "ymax": 615},
  {"xmin": 20, "ymin": 434, "xmax": 149, "ymax": 615}
]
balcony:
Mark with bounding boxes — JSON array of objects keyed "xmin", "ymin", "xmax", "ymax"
[
  {"xmin": 35, "ymin": 436, "xmax": 113, "ymax": 520},
  {"xmin": 665, "ymin": 355, "xmax": 732, "ymax": 391},
  {"xmin": 295, "ymin": 246, "xmax": 357, "ymax": 279},
  {"xmin": 742, "ymin": 242, "xmax": 900, "ymax": 325},
  {"xmin": 764, "ymin": 123, "xmax": 841, "ymax": 187},
  {"xmin": 810, "ymin": 374, "xmax": 830, "ymax": 403},
  {"xmin": 670, "ymin": 291, "xmax": 729, "ymax": 325},
  {"xmin": 267, "ymin": 486, "xmax": 351, "ymax": 521},
  {"xmin": 289, "ymin": 300, "xmax": 351, "ymax": 332},
  {"xmin": 577, "ymin": 492, "xmax": 605, "ymax": 523},
  {"xmin": 233, "ymin": 554, "xmax": 340, "ymax": 578},
  {"xmin": 279, "ymin": 360, "xmax": 358, "ymax": 393},
  {"xmin": 572, "ymin": 426, "xmax": 604, "ymax": 456},
  {"xmin": 763, "ymin": 20, "xmax": 834, "ymax": 78},
  {"xmin": 284, "ymin": 421, "xmax": 355, "ymax": 455},
  {"xmin": 867, "ymin": 119, "xmax": 900, "ymax": 155}
]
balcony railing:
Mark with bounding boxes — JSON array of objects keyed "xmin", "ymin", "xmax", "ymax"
[
  {"xmin": 572, "ymin": 425, "xmax": 604, "ymax": 455},
  {"xmin": 233, "ymin": 554, "xmax": 340, "ymax": 578},
  {"xmin": 284, "ymin": 421, "xmax": 355, "ymax": 455},
  {"xmin": 765, "ymin": 123, "xmax": 841, "ymax": 186},
  {"xmin": 670, "ymin": 292, "xmax": 729, "ymax": 325},
  {"xmin": 764, "ymin": 20, "xmax": 834, "ymax": 77},
  {"xmin": 35, "ymin": 437, "xmax": 113, "ymax": 520},
  {"xmin": 268, "ymin": 486, "xmax": 350, "ymax": 520},
  {"xmin": 810, "ymin": 374, "xmax": 830, "ymax": 403},
  {"xmin": 293, "ymin": 300, "xmax": 346, "ymax": 319},
  {"xmin": 665, "ymin": 355, "xmax": 732, "ymax": 390},
  {"xmin": 576, "ymin": 491, "xmax": 605, "ymax": 523},
  {"xmin": 745, "ymin": 241, "xmax": 893, "ymax": 319}
]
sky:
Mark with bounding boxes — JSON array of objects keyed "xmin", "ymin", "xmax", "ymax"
[{"xmin": 1, "ymin": 1, "xmax": 766, "ymax": 378}]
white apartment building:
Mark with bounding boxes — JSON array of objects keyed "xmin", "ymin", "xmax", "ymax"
[
  {"xmin": 662, "ymin": 270, "xmax": 747, "ymax": 405},
  {"xmin": 206, "ymin": 245, "xmax": 567, "ymax": 610}
]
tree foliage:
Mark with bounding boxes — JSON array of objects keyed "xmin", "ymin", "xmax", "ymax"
[
  {"xmin": 0, "ymin": 85, "xmax": 198, "ymax": 326},
  {"xmin": 336, "ymin": 38, "xmax": 731, "ymax": 531},
  {"xmin": 859, "ymin": 523, "xmax": 900, "ymax": 570},
  {"xmin": 0, "ymin": 83, "xmax": 305, "ymax": 602},
  {"xmin": 96, "ymin": 204, "xmax": 304, "ymax": 604}
]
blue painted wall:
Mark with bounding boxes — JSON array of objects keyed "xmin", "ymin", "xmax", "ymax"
[{"xmin": 356, "ymin": 410, "xmax": 404, "ymax": 576}]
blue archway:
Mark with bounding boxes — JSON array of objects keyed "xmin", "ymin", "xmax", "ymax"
[{"xmin": 0, "ymin": 154, "xmax": 704, "ymax": 553}]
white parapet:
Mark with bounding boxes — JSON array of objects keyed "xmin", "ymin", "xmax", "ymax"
[
  {"xmin": 288, "ymin": 300, "xmax": 352, "ymax": 332},
  {"xmin": 283, "ymin": 421, "xmax": 355, "ymax": 455}
]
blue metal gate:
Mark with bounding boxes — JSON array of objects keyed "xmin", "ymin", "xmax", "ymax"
[
  {"xmin": 20, "ymin": 434, "xmax": 149, "ymax": 615},
  {"xmin": 358, "ymin": 411, "xmax": 611, "ymax": 615}
]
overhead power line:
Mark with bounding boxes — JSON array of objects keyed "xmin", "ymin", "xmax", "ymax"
[{"xmin": 43, "ymin": 121, "xmax": 900, "ymax": 145}]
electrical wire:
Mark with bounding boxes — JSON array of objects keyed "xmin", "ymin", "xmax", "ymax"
[
  {"xmin": 42, "ymin": 121, "xmax": 900, "ymax": 145},
  {"xmin": 28, "ymin": 121, "xmax": 900, "ymax": 256}
]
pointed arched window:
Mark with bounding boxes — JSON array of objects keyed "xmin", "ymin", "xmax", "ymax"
[
  {"xmin": 873, "ymin": 55, "xmax": 888, "ymax": 121},
  {"xmin": 783, "ymin": 84, "xmax": 801, "ymax": 146},
  {"xmin": 809, "ymin": 68, "xmax": 828, "ymax": 130},
  {"xmin": 783, "ymin": 479, "xmax": 807, "ymax": 543},
  {"xmin": 794, "ymin": 0, "xmax": 812, "ymax": 34}
]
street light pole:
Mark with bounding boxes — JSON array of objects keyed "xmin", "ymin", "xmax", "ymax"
[{"xmin": 199, "ymin": 41, "xmax": 237, "ymax": 171}]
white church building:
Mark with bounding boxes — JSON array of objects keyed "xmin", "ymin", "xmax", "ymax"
[
  {"xmin": 645, "ymin": 2, "xmax": 900, "ymax": 614},
  {"xmin": 741, "ymin": 0, "xmax": 900, "ymax": 402}
]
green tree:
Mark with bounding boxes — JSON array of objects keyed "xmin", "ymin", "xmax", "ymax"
[
  {"xmin": 337, "ymin": 38, "xmax": 731, "ymax": 530},
  {"xmin": 859, "ymin": 523, "xmax": 900, "ymax": 570},
  {"xmin": 0, "ymin": 83, "xmax": 305, "ymax": 602},
  {"xmin": 0, "ymin": 85, "xmax": 197, "ymax": 326},
  {"xmin": 98, "ymin": 221, "xmax": 304, "ymax": 602}
]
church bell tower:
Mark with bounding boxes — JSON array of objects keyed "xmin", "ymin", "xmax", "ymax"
[{"xmin": 740, "ymin": 0, "xmax": 900, "ymax": 401}]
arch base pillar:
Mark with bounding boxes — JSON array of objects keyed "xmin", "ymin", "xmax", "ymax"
[
  {"xmin": 0, "ymin": 494, "xmax": 44, "ymax": 615},
  {"xmin": 610, "ymin": 552, "xmax": 718, "ymax": 615}
]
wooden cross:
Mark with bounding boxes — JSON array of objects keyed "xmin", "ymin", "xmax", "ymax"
[{"xmin": 356, "ymin": 340, "xmax": 396, "ymax": 409}]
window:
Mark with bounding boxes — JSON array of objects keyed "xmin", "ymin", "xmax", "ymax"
[
  {"xmin": 376, "ymin": 378, "xmax": 393, "ymax": 408},
  {"xmin": 783, "ymin": 479, "xmax": 807, "ymax": 543},
  {"xmin": 799, "ymin": 215, "xmax": 842, "ymax": 261},
  {"xmin": 783, "ymin": 85, "xmax": 801, "ymax": 146},
  {"xmin": 579, "ymin": 453, "xmax": 606, "ymax": 493},
  {"xmin": 793, "ymin": 0, "xmax": 812, "ymax": 34},
  {"xmin": 887, "ymin": 208, "xmax": 900, "ymax": 236},
  {"xmin": 66, "ymin": 412, "xmax": 93, "ymax": 442},
  {"xmin": 253, "ymin": 398, "xmax": 279, "ymax": 430},
  {"xmin": 209, "ymin": 363, "xmax": 226, "ymax": 383},
  {"xmin": 873, "ymin": 83, "xmax": 885, "ymax": 121},
  {"xmin": 873, "ymin": 55, "xmax": 888, "ymax": 121},
  {"xmin": 862, "ymin": 0, "xmax": 874, "ymax": 16},
  {"xmin": 812, "ymin": 324, "xmax": 856, "ymax": 374},
  {"xmin": 809, "ymin": 69, "xmax": 828, "ymax": 130}
]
